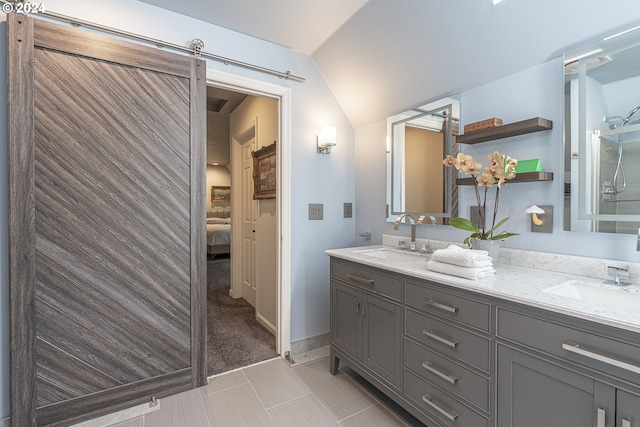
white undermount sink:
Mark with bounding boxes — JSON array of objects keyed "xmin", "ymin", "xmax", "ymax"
[
  {"xmin": 353, "ymin": 247, "xmax": 425, "ymax": 262},
  {"xmin": 543, "ymin": 279, "xmax": 640, "ymax": 311}
]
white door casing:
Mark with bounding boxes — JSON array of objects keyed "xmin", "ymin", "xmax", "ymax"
[{"xmin": 208, "ymin": 69, "xmax": 291, "ymax": 357}]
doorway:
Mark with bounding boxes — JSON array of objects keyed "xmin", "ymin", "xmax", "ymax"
[{"xmin": 204, "ymin": 72, "xmax": 291, "ymax": 375}]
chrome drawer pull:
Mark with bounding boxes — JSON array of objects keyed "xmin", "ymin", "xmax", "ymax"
[
  {"xmin": 562, "ymin": 341, "xmax": 640, "ymax": 375},
  {"xmin": 346, "ymin": 273, "xmax": 374, "ymax": 285},
  {"xmin": 422, "ymin": 361, "xmax": 458, "ymax": 384},
  {"xmin": 597, "ymin": 407, "xmax": 606, "ymax": 427},
  {"xmin": 422, "ymin": 394, "xmax": 458, "ymax": 422},
  {"xmin": 425, "ymin": 298, "xmax": 458, "ymax": 314},
  {"xmin": 622, "ymin": 418, "xmax": 631, "ymax": 427},
  {"xmin": 423, "ymin": 329, "xmax": 458, "ymax": 348}
]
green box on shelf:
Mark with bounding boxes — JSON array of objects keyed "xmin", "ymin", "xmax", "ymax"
[{"xmin": 515, "ymin": 158, "xmax": 542, "ymax": 174}]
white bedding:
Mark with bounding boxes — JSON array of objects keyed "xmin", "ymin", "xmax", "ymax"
[{"xmin": 207, "ymin": 223, "xmax": 231, "ymax": 246}]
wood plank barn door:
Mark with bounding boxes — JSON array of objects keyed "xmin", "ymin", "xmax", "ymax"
[{"xmin": 7, "ymin": 14, "xmax": 207, "ymax": 426}]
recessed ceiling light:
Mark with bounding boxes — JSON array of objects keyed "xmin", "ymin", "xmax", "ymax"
[{"xmin": 493, "ymin": 0, "xmax": 505, "ymax": 4}]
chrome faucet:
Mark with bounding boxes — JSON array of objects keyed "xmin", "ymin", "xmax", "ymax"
[
  {"xmin": 608, "ymin": 265, "xmax": 629, "ymax": 285},
  {"xmin": 394, "ymin": 214, "xmax": 417, "ymax": 250}
]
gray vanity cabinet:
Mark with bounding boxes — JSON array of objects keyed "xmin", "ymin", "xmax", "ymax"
[
  {"xmin": 328, "ymin": 254, "xmax": 640, "ymax": 427},
  {"xmin": 330, "ymin": 260, "xmax": 403, "ymax": 390},
  {"xmin": 617, "ymin": 390, "xmax": 640, "ymax": 427},
  {"xmin": 497, "ymin": 306, "xmax": 640, "ymax": 427},
  {"xmin": 404, "ymin": 281, "xmax": 492, "ymax": 427},
  {"xmin": 496, "ymin": 344, "xmax": 615, "ymax": 427}
]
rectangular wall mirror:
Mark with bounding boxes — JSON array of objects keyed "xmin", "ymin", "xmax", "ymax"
[
  {"xmin": 565, "ymin": 25, "xmax": 640, "ymax": 234},
  {"xmin": 386, "ymin": 96, "xmax": 460, "ymax": 224}
]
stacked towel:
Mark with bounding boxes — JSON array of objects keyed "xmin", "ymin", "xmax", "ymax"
[
  {"xmin": 431, "ymin": 245, "xmax": 493, "ymax": 267},
  {"xmin": 427, "ymin": 245, "xmax": 495, "ymax": 280}
]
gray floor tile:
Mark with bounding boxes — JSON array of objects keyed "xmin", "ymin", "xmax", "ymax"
[
  {"xmin": 109, "ymin": 417, "xmax": 144, "ymax": 427},
  {"xmin": 201, "ymin": 382, "xmax": 274, "ymax": 427},
  {"xmin": 242, "ymin": 358, "xmax": 310, "ymax": 409},
  {"xmin": 201, "ymin": 369, "xmax": 248, "ymax": 395},
  {"xmin": 144, "ymin": 389, "xmax": 209, "ymax": 427},
  {"xmin": 292, "ymin": 358, "xmax": 378, "ymax": 421},
  {"xmin": 339, "ymin": 404, "xmax": 410, "ymax": 427},
  {"xmin": 267, "ymin": 394, "xmax": 339, "ymax": 427}
]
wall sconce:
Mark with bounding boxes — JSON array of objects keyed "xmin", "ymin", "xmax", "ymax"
[
  {"xmin": 317, "ymin": 126, "xmax": 336, "ymax": 154},
  {"xmin": 524, "ymin": 205, "xmax": 553, "ymax": 233}
]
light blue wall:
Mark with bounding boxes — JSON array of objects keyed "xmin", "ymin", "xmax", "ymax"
[
  {"xmin": 356, "ymin": 58, "xmax": 640, "ymax": 263},
  {"xmin": 0, "ymin": 0, "xmax": 355, "ymax": 418}
]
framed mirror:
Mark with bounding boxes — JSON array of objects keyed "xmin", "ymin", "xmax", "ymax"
[
  {"xmin": 386, "ymin": 96, "xmax": 460, "ymax": 224},
  {"xmin": 564, "ymin": 25, "xmax": 640, "ymax": 233}
]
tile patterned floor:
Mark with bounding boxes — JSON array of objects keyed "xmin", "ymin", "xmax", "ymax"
[{"xmin": 108, "ymin": 356, "xmax": 423, "ymax": 427}]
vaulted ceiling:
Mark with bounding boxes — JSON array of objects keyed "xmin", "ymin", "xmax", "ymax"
[{"xmin": 138, "ymin": 0, "xmax": 640, "ymax": 127}]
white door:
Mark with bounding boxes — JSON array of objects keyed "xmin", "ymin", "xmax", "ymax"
[{"xmin": 241, "ymin": 136, "xmax": 257, "ymax": 307}]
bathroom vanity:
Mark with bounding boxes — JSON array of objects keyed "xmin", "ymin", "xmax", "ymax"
[{"xmin": 327, "ymin": 243, "xmax": 640, "ymax": 427}]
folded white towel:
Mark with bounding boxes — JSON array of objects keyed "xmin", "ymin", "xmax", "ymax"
[
  {"xmin": 431, "ymin": 245, "xmax": 493, "ymax": 267},
  {"xmin": 427, "ymin": 260, "xmax": 496, "ymax": 281}
]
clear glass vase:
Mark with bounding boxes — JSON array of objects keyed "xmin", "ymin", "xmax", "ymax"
[{"xmin": 470, "ymin": 238, "xmax": 500, "ymax": 262}]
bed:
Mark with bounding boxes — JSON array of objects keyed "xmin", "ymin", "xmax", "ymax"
[{"xmin": 207, "ymin": 207, "xmax": 231, "ymax": 257}]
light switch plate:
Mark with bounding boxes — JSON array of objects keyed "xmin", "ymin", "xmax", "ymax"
[
  {"xmin": 309, "ymin": 203, "xmax": 323, "ymax": 220},
  {"xmin": 344, "ymin": 202, "xmax": 353, "ymax": 218}
]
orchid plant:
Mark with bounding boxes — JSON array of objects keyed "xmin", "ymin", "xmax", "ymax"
[{"xmin": 443, "ymin": 151, "xmax": 519, "ymax": 246}]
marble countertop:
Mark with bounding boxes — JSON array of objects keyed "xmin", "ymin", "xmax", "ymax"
[{"xmin": 326, "ymin": 243, "xmax": 640, "ymax": 335}]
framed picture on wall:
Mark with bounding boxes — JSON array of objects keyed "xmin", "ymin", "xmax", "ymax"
[
  {"xmin": 252, "ymin": 142, "xmax": 276, "ymax": 200},
  {"xmin": 211, "ymin": 186, "xmax": 231, "ymax": 202}
]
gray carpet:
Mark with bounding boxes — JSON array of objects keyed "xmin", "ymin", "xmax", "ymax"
[{"xmin": 207, "ymin": 255, "xmax": 277, "ymax": 376}]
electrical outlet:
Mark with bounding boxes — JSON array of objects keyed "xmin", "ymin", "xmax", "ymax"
[{"xmin": 309, "ymin": 203, "xmax": 323, "ymax": 220}]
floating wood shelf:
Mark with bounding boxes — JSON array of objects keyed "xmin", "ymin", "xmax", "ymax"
[
  {"xmin": 457, "ymin": 117, "xmax": 553, "ymax": 145},
  {"xmin": 456, "ymin": 172, "xmax": 554, "ymax": 186}
]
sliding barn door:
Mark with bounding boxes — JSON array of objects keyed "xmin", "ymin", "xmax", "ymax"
[{"xmin": 7, "ymin": 15, "xmax": 206, "ymax": 426}]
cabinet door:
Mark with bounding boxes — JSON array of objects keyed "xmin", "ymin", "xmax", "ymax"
[
  {"xmin": 618, "ymin": 390, "xmax": 640, "ymax": 427},
  {"xmin": 362, "ymin": 294, "xmax": 403, "ymax": 389},
  {"xmin": 331, "ymin": 280, "xmax": 362, "ymax": 360},
  {"xmin": 497, "ymin": 345, "xmax": 615, "ymax": 427}
]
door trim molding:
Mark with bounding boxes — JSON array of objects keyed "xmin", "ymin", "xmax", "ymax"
[{"xmin": 205, "ymin": 69, "xmax": 292, "ymax": 357}]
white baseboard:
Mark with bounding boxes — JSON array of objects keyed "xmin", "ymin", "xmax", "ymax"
[{"xmin": 256, "ymin": 312, "xmax": 277, "ymax": 336}]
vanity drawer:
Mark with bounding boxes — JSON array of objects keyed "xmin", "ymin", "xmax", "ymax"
[
  {"xmin": 331, "ymin": 260, "xmax": 402, "ymax": 301},
  {"xmin": 406, "ymin": 281, "xmax": 490, "ymax": 332},
  {"xmin": 406, "ymin": 309, "xmax": 490, "ymax": 373},
  {"xmin": 498, "ymin": 308, "xmax": 640, "ymax": 381},
  {"xmin": 406, "ymin": 370, "xmax": 489, "ymax": 427},
  {"xmin": 406, "ymin": 339, "xmax": 489, "ymax": 412}
]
